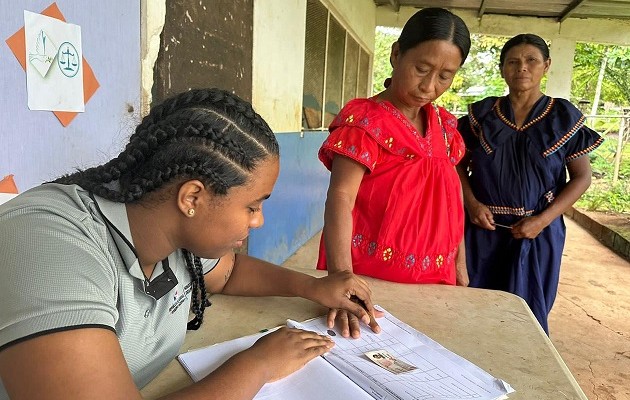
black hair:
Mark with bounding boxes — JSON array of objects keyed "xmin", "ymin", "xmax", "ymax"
[
  {"xmin": 499, "ymin": 33, "xmax": 550, "ymax": 67},
  {"xmin": 54, "ymin": 87, "xmax": 279, "ymax": 330},
  {"xmin": 397, "ymin": 7, "xmax": 471, "ymax": 65}
]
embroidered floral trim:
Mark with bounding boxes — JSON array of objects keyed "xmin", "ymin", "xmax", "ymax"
[
  {"xmin": 542, "ymin": 115, "xmax": 585, "ymax": 157},
  {"xmin": 468, "ymin": 107, "xmax": 492, "ymax": 155},
  {"xmin": 376, "ymin": 100, "xmax": 434, "ymax": 156},
  {"xmin": 494, "ymin": 97, "xmax": 555, "ymax": 132},
  {"xmin": 487, "ymin": 205, "xmax": 534, "ymax": 217},
  {"xmin": 544, "ymin": 191, "xmax": 555, "ymax": 204},
  {"xmin": 351, "ymin": 233, "xmax": 457, "ymax": 272},
  {"xmin": 565, "ymin": 136, "xmax": 605, "ymax": 162}
]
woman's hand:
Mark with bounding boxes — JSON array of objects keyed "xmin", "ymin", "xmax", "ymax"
[
  {"xmin": 306, "ymin": 271, "xmax": 382, "ymax": 337},
  {"xmin": 511, "ymin": 215, "xmax": 549, "ymax": 239},
  {"xmin": 243, "ymin": 327, "xmax": 334, "ymax": 382},
  {"xmin": 467, "ymin": 201, "xmax": 495, "ymax": 230}
]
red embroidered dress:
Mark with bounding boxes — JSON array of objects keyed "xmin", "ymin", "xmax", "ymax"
[{"xmin": 317, "ymin": 98, "xmax": 465, "ymax": 284}]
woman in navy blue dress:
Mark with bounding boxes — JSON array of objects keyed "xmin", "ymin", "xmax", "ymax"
[{"xmin": 457, "ymin": 34, "xmax": 603, "ymax": 333}]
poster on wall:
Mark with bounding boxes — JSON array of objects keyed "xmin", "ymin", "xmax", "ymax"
[
  {"xmin": 24, "ymin": 10, "xmax": 84, "ymax": 112},
  {"xmin": 5, "ymin": 2, "xmax": 100, "ymax": 127}
]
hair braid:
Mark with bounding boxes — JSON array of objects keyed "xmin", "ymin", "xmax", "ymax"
[
  {"xmin": 182, "ymin": 249, "xmax": 210, "ymax": 330},
  {"xmin": 51, "ymin": 88, "xmax": 279, "ymax": 329}
]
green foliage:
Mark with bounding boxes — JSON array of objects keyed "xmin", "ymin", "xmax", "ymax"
[
  {"xmin": 576, "ymin": 136, "xmax": 630, "ymax": 213},
  {"xmin": 572, "ymin": 42, "xmax": 630, "ymax": 109},
  {"xmin": 577, "ymin": 182, "xmax": 630, "ymax": 213},
  {"xmin": 372, "ymin": 27, "xmax": 398, "ymax": 95}
]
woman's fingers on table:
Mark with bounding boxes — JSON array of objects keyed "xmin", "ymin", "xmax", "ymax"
[
  {"xmin": 251, "ymin": 327, "xmax": 334, "ymax": 382},
  {"xmin": 315, "ymin": 271, "xmax": 380, "ymax": 331}
]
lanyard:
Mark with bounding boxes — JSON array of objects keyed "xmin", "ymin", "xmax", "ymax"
[{"xmin": 88, "ymin": 192, "xmax": 178, "ymax": 300}]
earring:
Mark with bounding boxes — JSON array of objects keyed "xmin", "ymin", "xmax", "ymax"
[{"xmin": 187, "ymin": 209, "xmax": 195, "ymax": 217}]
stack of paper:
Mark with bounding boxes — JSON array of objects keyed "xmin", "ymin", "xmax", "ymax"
[{"xmin": 178, "ymin": 308, "xmax": 514, "ymax": 399}]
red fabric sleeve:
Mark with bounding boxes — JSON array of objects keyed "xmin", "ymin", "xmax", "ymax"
[{"xmin": 318, "ymin": 126, "xmax": 380, "ymax": 172}]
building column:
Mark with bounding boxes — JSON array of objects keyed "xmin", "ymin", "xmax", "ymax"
[{"xmin": 546, "ymin": 36, "xmax": 576, "ymax": 99}]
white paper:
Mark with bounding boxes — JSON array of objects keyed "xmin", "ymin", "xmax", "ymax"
[
  {"xmin": 24, "ymin": 10, "xmax": 84, "ymax": 112},
  {"xmin": 177, "ymin": 327, "xmax": 372, "ymax": 400},
  {"xmin": 290, "ymin": 309, "xmax": 514, "ymax": 400},
  {"xmin": 0, "ymin": 193, "xmax": 18, "ymax": 206},
  {"xmin": 178, "ymin": 308, "xmax": 514, "ymax": 400}
]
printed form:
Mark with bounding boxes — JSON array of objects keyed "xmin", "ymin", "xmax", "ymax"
[
  {"xmin": 178, "ymin": 308, "xmax": 513, "ymax": 399},
  {"xmin": 289, "ymin": 310, "xmax": 513, "ymax": 399}
]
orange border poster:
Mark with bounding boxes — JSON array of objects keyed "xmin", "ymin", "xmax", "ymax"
[{"xmin": 5, "ymin": 2, "xmax": 100, "ymax": 126}]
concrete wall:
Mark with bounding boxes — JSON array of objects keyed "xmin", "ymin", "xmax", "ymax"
[{"xmin": 248, "ymin": 0, "xmax": 377, "ymax": 263}]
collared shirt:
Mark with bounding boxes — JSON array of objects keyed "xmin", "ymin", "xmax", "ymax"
[{"xmin": 0, "ymin": 183, "xmax": 218, "ymax": 396}]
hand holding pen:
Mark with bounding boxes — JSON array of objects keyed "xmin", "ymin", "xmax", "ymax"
[{"xmin": 309, "ymin": 270, "xmax": 381, "ymax": 338}]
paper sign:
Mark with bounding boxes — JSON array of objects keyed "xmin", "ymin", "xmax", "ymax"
[{"xmin": 24, "ymin": 10, "xmax": 84, "ymax": 112}]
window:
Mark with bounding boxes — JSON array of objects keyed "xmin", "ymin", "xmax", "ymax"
[{"xmin": 302, "ymin": 0, "xmax": 372, "ymax": 130}]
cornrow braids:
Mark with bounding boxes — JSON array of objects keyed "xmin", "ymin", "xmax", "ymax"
[
  {"xmin": 182, "ymin": 249, "xmax": 210, "ymax": 330},
  {"xmin": 52, "ymin": 88, "xmax": 279, "ymax": 328}
]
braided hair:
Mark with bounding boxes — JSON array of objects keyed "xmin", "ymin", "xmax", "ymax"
[{"xmin": 54, "ymin": 88, "xmax": 279, "ymax": 329}]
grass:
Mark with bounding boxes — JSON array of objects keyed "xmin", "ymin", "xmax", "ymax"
[{"xmin": 575, "ymin": 135, "xmax": 630, "ymax": 213}]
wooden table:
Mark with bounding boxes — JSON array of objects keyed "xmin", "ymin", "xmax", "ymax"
[{"xmin": 141, "ymin": 267, "xmax": 587, "ymax": 399}]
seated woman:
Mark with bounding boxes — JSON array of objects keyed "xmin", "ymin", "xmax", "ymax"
[{"xmin": 0, "ymin": 88, "xmax": 379, "ymax": 399}]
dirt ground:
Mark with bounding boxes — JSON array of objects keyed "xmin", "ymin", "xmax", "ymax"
[
  {"xmin": 549, "ymin": 217, "xmax": 630, "ymax": 400},
  {"xmin": 581, "ymin": 209, "xmax": 630, "ymax": 242},
  {"xmin": 283, "ymin": 217, "xmax": 630, "ymax": 400}
]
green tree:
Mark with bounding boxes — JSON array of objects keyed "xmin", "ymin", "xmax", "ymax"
[{"xmin": 372, "ymin": 27, "xmax": 399, "ymax": 95}]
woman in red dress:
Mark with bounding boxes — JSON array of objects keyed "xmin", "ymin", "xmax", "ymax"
[{"xmin": 317, "ymin": 8, "xmax": 471, "ymax": 336}]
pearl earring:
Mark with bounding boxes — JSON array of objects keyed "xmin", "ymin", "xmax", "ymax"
[{"xmin": 187, "ymin": 209, "xmax": 195, "ymax": 216}]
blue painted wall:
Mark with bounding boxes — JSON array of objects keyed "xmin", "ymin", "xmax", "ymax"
[{"xmin": 248, "ymin": 131, "xmax": 330, "ymax": 265}]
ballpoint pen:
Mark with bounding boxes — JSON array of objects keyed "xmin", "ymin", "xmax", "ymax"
[{"xmin": 493, "ymin": 222, "xmax": 513, "ymax": 229}]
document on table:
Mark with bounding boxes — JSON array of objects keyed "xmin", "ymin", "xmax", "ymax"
[{"xmin": 177, "ymin": 308, "xmax": 514, "ymax": 399}]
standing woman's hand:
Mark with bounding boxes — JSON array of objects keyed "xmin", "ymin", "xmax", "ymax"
[
  {"xmin": 511, "ymin": 215, "xmax": 549, "ymax": 239},
  {"xmin": 455, "ymin": 240, "xmax": 469, "ymax": 287},
  {"xmin": 307, "ymin": 271, "xmax": 382, "ymax": 338},
  {"xmin": 467, "ymin": 200, "xmax": 496, "ymax": 230}
]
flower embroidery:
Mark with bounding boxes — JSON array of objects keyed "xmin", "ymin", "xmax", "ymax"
[
  {"xmin": 352, "ymin": 234, "xmax": 363, "ymax": 248},
  {"xmin": 372, "ymin": 127, "xmax": 381, "ymax": 137},
  {"xmin": 367, "ymin": 242, "xmax": 377, "ymax": 256},
  {"xmin": 360, "ymin": 152, "xmax": 371, "ymax": 162},
  {"xmin": 346, "ymin": 114, "xmax": 354, "ymax": 123},
  {"xmin": 333, "ymin": 140, "xmax": 343, "ymax": 148},
  {"xmin": 382, "ymin": 247, "xmax": 393, "ymax": 261},
  {"xmin": 436, "ymin": 254, "xmax": 444, "ymax": 268},
  {"xmin": 348, "ymin": 145, "xmax": 357, "ymax": 155},
  {"xmin": 360, "ymin": 117, "xmax": 369, "ymax": 126},
  {"xmin": 385, "ymin": 137, "xmax": 393, "ymax": 148},
  {"xmin": 422, "ymin": 256, "xmax": 430, "ymax": 271},
  {"xmin": 406, "ymin": 154, "xmax": 416, "ymax": 159},
  {"xmin": 405, "ymin": 254, "xmax": 416, "ymax": 268}
]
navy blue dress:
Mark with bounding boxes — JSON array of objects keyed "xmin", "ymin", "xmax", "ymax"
[{"xmin": 458, "ymin": 96, "xmax": 603, "ymax": 333}]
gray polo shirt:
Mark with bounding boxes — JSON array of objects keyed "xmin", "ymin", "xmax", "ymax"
[{"xmin": 0, "ymin": 184, "xmax": 218, "ymax": 397}]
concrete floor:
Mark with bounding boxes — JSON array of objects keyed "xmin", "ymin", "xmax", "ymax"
[{"xmin": 281, "ymin": 217, "xmax": 630, "ymax": 400}]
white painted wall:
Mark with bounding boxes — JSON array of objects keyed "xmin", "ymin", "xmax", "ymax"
[
  {"xmin": 140, "ymin": 0, "xmax": 166, "ymax": 116},
  {"xmin": 252, "ymin": 0, "xmax": 307, "ymax": 132},
  {"xmin": 252, "ymin": 0, "xmax": 377, "ymax": 132},
  {"xmin": 323, "ymin": 0, "xmax": 377, "ymax": 50}
]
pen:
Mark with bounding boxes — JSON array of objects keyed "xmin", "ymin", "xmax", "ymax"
[
  {"xmin": 350, "ymin": 295, "xmax": 376, "ymax": 326},
  {"xmin": 493, "ymin": 222, "xmax": 513, "ymax": 229}
]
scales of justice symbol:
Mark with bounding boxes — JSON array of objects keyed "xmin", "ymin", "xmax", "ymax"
[{"xmin": 57, "ymin": 42, "xmax": 79, "ymax": 77}]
